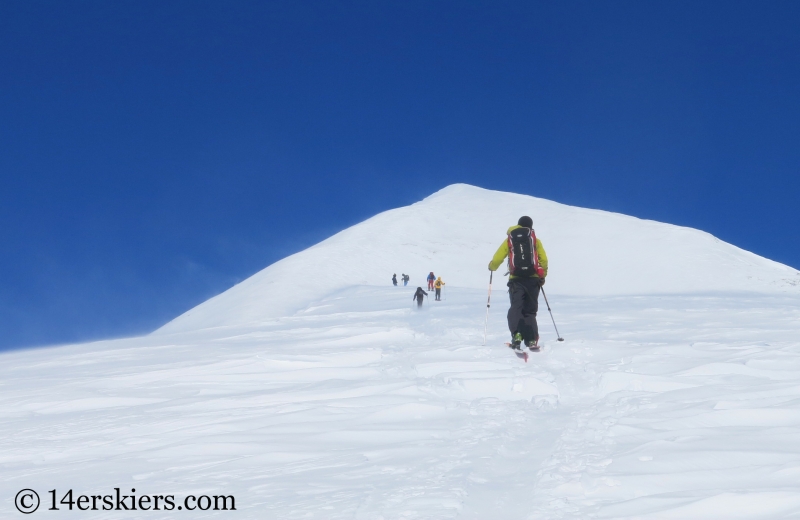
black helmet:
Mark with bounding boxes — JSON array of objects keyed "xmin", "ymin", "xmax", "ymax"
[{"xmin": 518, "ymin": 216, "xmax": 533, "ymax": 228}]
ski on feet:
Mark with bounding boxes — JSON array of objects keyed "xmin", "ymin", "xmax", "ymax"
[{"xmin": 504, "ymin": 342, "xmax": 529, "ymax": 362}]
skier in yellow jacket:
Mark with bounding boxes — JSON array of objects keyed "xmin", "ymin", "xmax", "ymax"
[
  {"xmin": 434, "ymin": 277, "xmax": 446, "ymax": 301},
  {"xmin": 488, "ymin": 216, "xmax": 548, "ymax": 350}
]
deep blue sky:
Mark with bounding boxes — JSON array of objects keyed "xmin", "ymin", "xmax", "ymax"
[{"xmin": 2, "ymin": 1, "xmax": 799, "ymax": 350}]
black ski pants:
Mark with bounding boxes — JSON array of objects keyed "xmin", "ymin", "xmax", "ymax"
[{"xmin": 507, "ymin": 277, "xmax": 540, "ymax": 342}]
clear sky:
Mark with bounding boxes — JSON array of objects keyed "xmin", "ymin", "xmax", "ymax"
[{"xmin": 2, "ymin": 1, "xmax": 799, "ymax": 351}]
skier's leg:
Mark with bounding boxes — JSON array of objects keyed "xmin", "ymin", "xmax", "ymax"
[
  {"xmin": 520, "ymin": 279, "xmax": 541, "ymax": 343},
  {"xmin": 507, "ymin": 281, "xmax": 526, "ymax": 340}
]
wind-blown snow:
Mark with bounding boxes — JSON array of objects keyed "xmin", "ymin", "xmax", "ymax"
[
  {"xmin": 157, "ymin": 184, "xmax": 799, "ymax": 335},
  {"xmin": 3, "ymin": 185, "xmax": 800, "ymax": 519}
]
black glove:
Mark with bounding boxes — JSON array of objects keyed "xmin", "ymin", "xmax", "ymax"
[{"xmin": 539, "ymin": 277, "xmax": 546, "ymax": 286}]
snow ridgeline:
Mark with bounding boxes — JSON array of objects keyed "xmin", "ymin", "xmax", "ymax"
[
  {"xmin": 156, "ymin": 183, "xmax": 800, "ymax": 335},
  {"xmin": 3, "ymin": 185, "xmax": 800, "ymax": 518}
]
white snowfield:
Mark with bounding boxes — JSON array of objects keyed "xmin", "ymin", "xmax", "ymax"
[
  {"xmin": 157, "ymin": 184, "xmax": 800, "ymax": 334},
  {"xmin": 3, "ymin": 185, "xmax": 800, "ymax": 519}
]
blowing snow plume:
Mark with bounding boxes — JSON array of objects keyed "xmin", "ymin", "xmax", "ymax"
[{"xmin": 3, "ymin": 184, "xmax": 800, "ymax": 519}]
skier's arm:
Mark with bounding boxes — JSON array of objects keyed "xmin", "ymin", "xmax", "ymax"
[
  {"xmin": 536, "ymin": 239, "xmax": 548, "ymax": 277},
  {"xmin": 488, "ymin": 239, "xmax": 509, "ymax": 271}
]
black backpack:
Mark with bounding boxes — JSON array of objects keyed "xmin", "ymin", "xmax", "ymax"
[{"xmin": 507, "ymin": 227, "xmax": 541, "ymax": 277}]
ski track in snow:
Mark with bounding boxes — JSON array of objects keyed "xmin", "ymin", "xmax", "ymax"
[{"xmin": 3, "ymin": 286, "xmax": 800, "ymax": 519}]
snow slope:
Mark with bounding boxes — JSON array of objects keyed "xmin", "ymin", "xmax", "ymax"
[
  {"xmin": 3, "ymin": 185, "xmax": 800, "ymax": 519},
  {"xmin": 157, "ymin": 184, "xmax": 800, "ymax": 335}
]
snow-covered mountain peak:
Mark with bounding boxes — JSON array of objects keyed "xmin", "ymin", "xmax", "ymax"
[
  {"xmin": 157, "ymin": 184, "xmax": 799, "ymax": 335},
  {"xmin": 5, "ymin": 184, "xmax": 800, "ymax": 519}
]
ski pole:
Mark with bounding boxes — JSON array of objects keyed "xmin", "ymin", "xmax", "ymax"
[
  {"xmin": 540, "ymin": 287, "xmax": 564, "ymax": 341},
  {"xmin": 483, "ymin": 271, "xmax": 493, "ymax": 345}
]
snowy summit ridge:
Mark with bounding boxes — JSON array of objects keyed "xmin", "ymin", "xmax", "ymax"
[{"xmin": 158, "ymin": 184, "xmax": 798, "ymax": 335}]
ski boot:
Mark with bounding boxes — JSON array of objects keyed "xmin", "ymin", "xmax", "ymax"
[
  {"xmin": 525, "ymin": 336, "xmax": 540, "ymax": 351},
  {"xmin": 510, "ymin": 332, "xmax": 523, "ymax": 350}
]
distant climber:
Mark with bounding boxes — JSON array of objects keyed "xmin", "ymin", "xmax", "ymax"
[
  {"xmin": 413, "ymin": 287, "xmax": 428, "ymax": 308},
  {"xmin": 392, "ymin": 274, "xmax": 398, "ymax": 286},
  {"xmin": 427, "ymin": 272, "xmax": 435, "ymax": 291},
  {"xmin": 488, "ymin": 216, "xmax": 548, "ymax": 350},
  {"xmin": 402, "ymin": 273, "xmax": 410, "ymax": 286},
  {"xmin": 434, "ymin": 277, "xmax": 446, "ymax": 301}
]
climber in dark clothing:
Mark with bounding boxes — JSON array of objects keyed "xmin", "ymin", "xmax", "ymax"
[{"xmin": 413, "ymin": 287, "xmax": 428, "ymax": 308}]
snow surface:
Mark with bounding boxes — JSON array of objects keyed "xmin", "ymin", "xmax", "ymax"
[
  {"xmin": 3, "ymin": 185, "xmax": 800, "ymax": 519},
  {"xmin": 157, "ymin": 184, "xmax": 800, "ymax": 335}
]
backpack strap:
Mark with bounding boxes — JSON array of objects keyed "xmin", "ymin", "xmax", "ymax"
[{"xmin": 530, "ymin": 229, "xmax": 544, "ymax": 277}]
